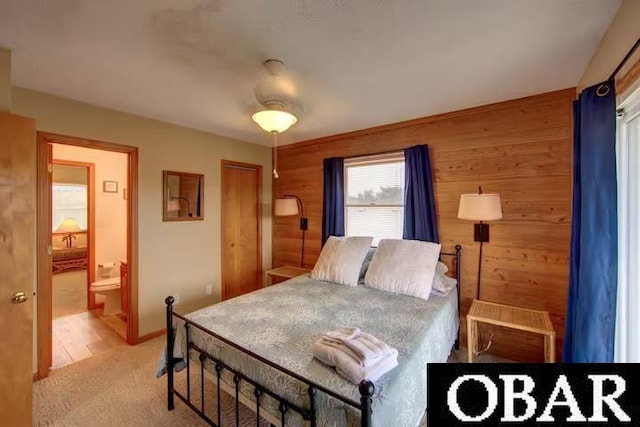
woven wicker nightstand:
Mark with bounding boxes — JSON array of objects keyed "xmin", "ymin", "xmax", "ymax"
[
  {"xmin": 466, "ymin": 299, "xmax": 556, "ymax": 363},
  {"xmin": 265, "ymin": 266, "xmax": 311, "ymax": 286}
]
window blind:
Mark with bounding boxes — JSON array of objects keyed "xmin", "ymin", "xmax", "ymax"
[{"xmin": 344, "ymin": 153, "xmax": 404, "ymax": 245}]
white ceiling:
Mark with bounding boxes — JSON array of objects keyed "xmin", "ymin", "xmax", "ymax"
[{"xmin": 0, "ymin": 0, "xmax": 621, "ymax": 146}]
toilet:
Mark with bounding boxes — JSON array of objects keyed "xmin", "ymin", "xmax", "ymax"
[{"xmin": 91, "ymin": 262, "xmax": 121, "ymax": 316}]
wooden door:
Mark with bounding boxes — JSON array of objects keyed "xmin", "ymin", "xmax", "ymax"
[
  {"xmin": 221, "ymin": 161, "xmax": 262, "ymax": 300},
  {"xmin": 0, "ymin": 112, "xmax": 36, "ymax": 426}
]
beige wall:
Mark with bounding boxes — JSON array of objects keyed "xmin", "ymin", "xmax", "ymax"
[
  {"xmin": 578, "ymin": 0, "xmax": 640, "ymax": 90},
  {"xmin": 12, "ymin": 87, "xmax": 272, "ymax": 336},
  {"xmin": 52, "ymin": 144, "xmax": 128, "ymax": 281}
]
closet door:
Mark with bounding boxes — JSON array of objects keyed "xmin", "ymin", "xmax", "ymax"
[
  {"xmin": 0, "ymin": 112, "xmax": 36, "ymax": 426},
  {"xmin": 221, "ymin": 161, "xmax": 262, "ymax": 300}
]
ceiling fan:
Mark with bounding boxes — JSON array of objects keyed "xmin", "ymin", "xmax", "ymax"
[{"xmin": 252, "ymin": 59, "xmax": 303, "ymax": 178}]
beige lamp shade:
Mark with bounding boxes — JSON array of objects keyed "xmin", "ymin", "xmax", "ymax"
[
  {"xmin": 55, "ymin": 217, "xmax": 82, "ymax": 233},
  {"xmin": 275, "ymin": 198, "xmax": 299, "ymax": 216},
  {"xmin": 167, "ymin": 199, "xmax": 181, "ymax": 212},
  {"xmin": 458, "ymin": 193, "xmax": 503, "ymax": 221},
  {"xmin": 252, "ymin": 110, "xmax": 297, "ymax": 133}
]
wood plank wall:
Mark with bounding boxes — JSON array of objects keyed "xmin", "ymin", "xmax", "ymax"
[{"xmin": 273, "ymin": 88, "xmax": 575, "ymax": 362}]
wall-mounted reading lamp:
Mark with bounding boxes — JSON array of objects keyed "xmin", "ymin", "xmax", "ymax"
[
  {"xmin": 458, "ymin": 186, "xmax": 502, "ymax": 300},
  {"xmin": 275, "ymin": 194, "xmax": 308, "ymax": 268}
]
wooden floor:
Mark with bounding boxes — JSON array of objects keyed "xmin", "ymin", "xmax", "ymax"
[{"xmin": 52, "ymin": 310, "xmax": 126, "ymax": 369}]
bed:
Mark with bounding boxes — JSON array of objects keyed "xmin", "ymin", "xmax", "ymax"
[
  {"xmin": 52, "ymin": 246, "xmax": 88, "ymax": 274},
  {"xmin": 163, "ymin": 245, "xmax": 461, "ymax": 427}
]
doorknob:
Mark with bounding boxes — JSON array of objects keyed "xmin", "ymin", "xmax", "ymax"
[{"xmin": 11, "ymin": 292, "xmax": 28, "ymax": 304}]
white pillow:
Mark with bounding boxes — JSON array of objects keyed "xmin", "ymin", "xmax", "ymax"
[
  {"xmin": 432, "ymin": 270, "xmax": 458, "ymax": 295},
  {"xmin": 311, "ymin": 236, "xmax": 374, "ymax": 286},
  {"xmin": 436, "ymin": 261, "xmax": 448, "ymax": 275},
  {"xmin": 364, "ymin": 239, "xmax": 441, "ymax": 300}
]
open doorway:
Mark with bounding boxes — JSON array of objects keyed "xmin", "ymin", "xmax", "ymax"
[
  {"xmin": 51, "ymin": 160, "xmax": 94, "ymax": 320},
  {"xmin": 36, "ymin": 133, "xmax": 139, "ymax": 379}
]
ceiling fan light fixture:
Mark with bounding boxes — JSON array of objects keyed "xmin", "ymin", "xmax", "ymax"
[{"xmin": 252, "ymin": 109, "xmax": 297, "ymax": 133}]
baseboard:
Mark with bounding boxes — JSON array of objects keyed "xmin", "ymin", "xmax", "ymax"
[
  {"xmin": 137, "ymin": 328, "xmax": 166, "ymax": 343},
  {"xmin": 33, "ymin": 373, "xmax": 40, "ymax": 382}
]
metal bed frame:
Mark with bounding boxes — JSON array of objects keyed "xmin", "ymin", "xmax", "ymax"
[{"xmin": 165, "ymin": 245, "xmax": 461, "ymax": 427}]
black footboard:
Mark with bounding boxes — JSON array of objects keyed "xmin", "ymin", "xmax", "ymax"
[{"xmin": 165, "ymin": 296, "xmax": 374, "ymax": 427}]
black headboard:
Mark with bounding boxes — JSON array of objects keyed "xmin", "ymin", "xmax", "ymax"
[{"xmin": 440, "ymin": 244, "xmax": 462, "ymax": 350}]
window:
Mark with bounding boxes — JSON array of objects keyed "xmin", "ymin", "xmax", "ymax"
[
  {"xmin": 52, "ymin": 184, "xmax": 88, "ymax": 231},
  {"xmin": 344, "ymin": 153, "xmax": 404, "ymax": 245},
  {"xmin": 616, "ymin": 87, "xmax": 640, "ymax": 362}
]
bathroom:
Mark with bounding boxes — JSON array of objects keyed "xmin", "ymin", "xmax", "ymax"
[{"xmin": 51, "ymin": 142, "xmax": 128, "ymax": 368}]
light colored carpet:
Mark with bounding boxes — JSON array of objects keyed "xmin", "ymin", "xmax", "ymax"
[
  {"xmin": 53, "ymin": 270, "xmax": 87, "ymax": 318},
  {"xmin": 35, "ymin": 337, "xmax": 269, "ymax": 427},
  {"xmin": 35, "ymin": 337, "xmax": 511, "ymax": 426}
]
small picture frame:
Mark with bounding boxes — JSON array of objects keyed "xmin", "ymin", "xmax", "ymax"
[{"xmin": 103, "ymin": 180, "xmax": 118, "ymax": 193}]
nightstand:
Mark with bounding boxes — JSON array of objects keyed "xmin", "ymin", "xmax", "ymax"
[
  {"xmin": 466, "ymin": 299, "xmax": 556, "ymax": 363},
  {"xmin": 265, "ymin": 266, "xmax": 311, "ymax": 286}
]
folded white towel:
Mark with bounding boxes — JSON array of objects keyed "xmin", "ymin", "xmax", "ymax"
[
  {"xmin": 324, "ymin": 326, "xmax": 361, "ymax": 341},
  {"xmin": 323, "ymin": 327, "xmax": 393, "ymax": 367},
  {"xmin": 336, "ymin": 354, "xmax": 398, "ymax": 385},
  {"xmin": 316, "ymin": 336, "xmax": 362, "ymax": 364},
  {"xmin": 312, "ymin": 339, "xmax": 398, "ymax": 384}
]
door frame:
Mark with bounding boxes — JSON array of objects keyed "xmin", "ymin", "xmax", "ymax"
[
  {"xmin": 36, "ymin": 132, "xmax": 139, "ymax": 379},
  {"xmin": 51, "ymin": 159, "xmax": 97, "ymax": 310},
  {"xmin": 220, "ymin": 160, "xmax": 263, "ymax": 301}
]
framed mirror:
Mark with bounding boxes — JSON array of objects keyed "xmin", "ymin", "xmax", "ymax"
[{"xmin": 163, "ymin": 170, "xmax": 204, "ymax": 221}]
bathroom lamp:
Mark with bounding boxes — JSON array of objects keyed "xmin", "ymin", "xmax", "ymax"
[
  {"xmin": 458, "ymin": 186, "xmax": 502, "ymax": 300},
  {"xmin": 275, "ymin": 194, "xmax": 308, "ymax": 267},
  {"xmin": 56, "ymin": 217, "xmax": 82, "ymax": 248}
]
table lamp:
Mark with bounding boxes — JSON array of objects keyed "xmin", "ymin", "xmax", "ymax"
[{"xmin": 56, "ymin": 217, "xmax": 82, "ymax": 248}]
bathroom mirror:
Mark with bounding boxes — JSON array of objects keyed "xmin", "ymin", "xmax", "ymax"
[{"xmin": 163, "ymin": 171, "xmax": 204, "ymax": 221}]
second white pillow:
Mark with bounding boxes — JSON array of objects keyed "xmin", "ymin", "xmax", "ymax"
[
  {"xmin": 310, "ymin": 236, "xmax": 374, "ymax": 286},
  {"xmin": 364, "ymin": 239, "xmax": 441, "ymax": 300}
]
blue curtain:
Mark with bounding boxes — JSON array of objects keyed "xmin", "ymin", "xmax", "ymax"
[
  {"xmin": 322, "ymin": 157, "xmax": 345, "ymax": 245},
  {"xmin": 563, "ymin": 78, "xmax": 618, "ymax": 362},
  {"xmin": 403, "ymin": 145, "xmax": 439, "ymax": 242}
]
